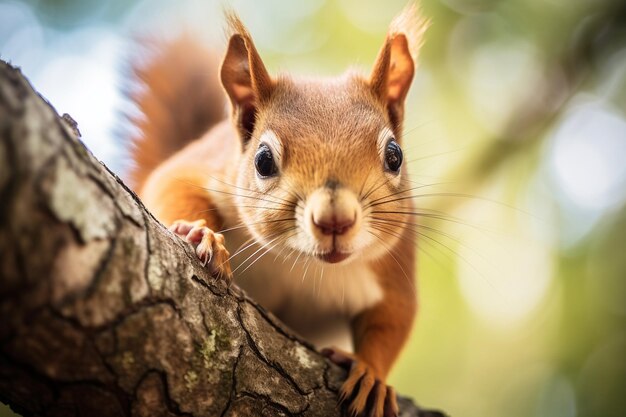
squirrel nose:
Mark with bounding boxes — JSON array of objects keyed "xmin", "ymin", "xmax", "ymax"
[
  {"xmin": 313, "ymin": 214, "xmax": 355, "ymax": 235},
  {"xmin": 306, "ymin": 184, "xmax": 360, "ymax": 239}
]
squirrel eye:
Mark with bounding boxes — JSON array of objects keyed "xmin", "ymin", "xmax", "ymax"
[
  {"xmin": 255, "ymin": 144, "xmax": 278, "ymax": 178},
  {"xmin": 384, "ymin": 140, "xmax": 403, "ymax": 173}
]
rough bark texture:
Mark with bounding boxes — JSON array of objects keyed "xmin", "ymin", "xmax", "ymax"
[{"xmin": 0, "ymin": 60, "xmax": 445, "ymax": 417}]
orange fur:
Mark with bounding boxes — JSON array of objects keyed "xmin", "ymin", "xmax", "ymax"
[{"xmin": 127, "ymin": 4, "xmax": 428, "ymax": 417}]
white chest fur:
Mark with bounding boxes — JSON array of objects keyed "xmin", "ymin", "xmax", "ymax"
[
  {"xmin": 227, "ymin": 231, "xmax": 384, "ymax": 349},
  {"xmin": 275, "ymin": 258, "xmax": 384, "ymax": 317}
]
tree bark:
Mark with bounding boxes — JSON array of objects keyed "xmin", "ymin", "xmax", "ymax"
[{"xmin": 0, "ymin": 60, "xmax": 445, "ymax": 417}]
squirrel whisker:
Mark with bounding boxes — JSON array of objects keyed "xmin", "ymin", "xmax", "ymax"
[
  {"xmin": 236, "ymin": 230, "xmax": 298, "ymax": 276},
  {"xmin": 177, "ymin": 178, "xmax": 296, "ymax": 208},
  {"xmin": 200, "ymin": 172, "xmax": 298, "ymax": 206},
  {"xmin": 226, "ymin": 227, "xmax": 294, "ymax": 265},
  {"xmin": 365, "ymin": 229, "xmax": 416, "ymax": 295},
  {"xmin": 370, "ymin": 220, "xmax": 493, "ymax": 284},
  {"xmin": 218, "ymin": 217, "xmax": 296, "ymax": 234}
]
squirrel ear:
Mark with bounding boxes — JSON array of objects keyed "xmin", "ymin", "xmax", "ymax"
[
  {"xmin": 221, "ymin": 12, "xmax": 273, "ymax": 144},
  {"xmin": 370, "ymin": 3, "xmax": 429, "ymax": 129}
]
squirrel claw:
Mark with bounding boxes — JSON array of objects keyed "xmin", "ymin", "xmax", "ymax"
[
  {"xmin": 170, "ymin": 219, "xmax": 232, "ymax": 280},
  {"xmin": 322, "ymin": 347, "xmax": 398, "ymax": 417}
]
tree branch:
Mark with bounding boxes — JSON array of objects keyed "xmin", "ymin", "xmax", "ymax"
[{"xmin": 0, "ymin": 61, "xmax": 445, "ymax": 417}]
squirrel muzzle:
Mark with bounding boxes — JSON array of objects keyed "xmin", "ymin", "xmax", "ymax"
[{"xmin": 304, "ymin": 182, "xmax": 363, "ymax": 263}]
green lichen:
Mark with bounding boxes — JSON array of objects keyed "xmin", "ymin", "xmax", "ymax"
[
  {"xmin": 199, "ymin": 330, "xmax": 217, "ymax": 367},
  {"xmin": 121, "ymin": 351, "xmax": 135, "ymax": 369},
  {"xmin": 184, "ymin": 370, "xmax": 198, "ymax": 390}
]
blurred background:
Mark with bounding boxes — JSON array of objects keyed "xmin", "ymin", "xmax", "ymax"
[{"xmin": 1, "ymin": 0, "xmax": 625, "ymax": 416}]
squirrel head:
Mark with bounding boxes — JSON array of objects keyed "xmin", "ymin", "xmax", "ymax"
[{"xmin": 220, "ymin": 5, "xmax": 429, "ymax": 265}]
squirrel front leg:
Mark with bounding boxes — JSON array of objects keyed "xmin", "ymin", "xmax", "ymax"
[
  {"xmin": 140, "ymin": 160, "xmax": 233, "ymax": 279},
  {"xmin": 323, "ymin": 253, "xmax": 417, "ymax": 417},
  {"xmin": 324, "ymin": 301, "xmax": 415, "ymax": 417}
]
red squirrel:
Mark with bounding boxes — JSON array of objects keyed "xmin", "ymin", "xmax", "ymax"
[{"xmin": 128, "ymin": 4, "xmax": 428, "ymax": 417}]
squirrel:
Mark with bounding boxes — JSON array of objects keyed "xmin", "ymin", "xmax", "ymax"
[{"xmin": 127, "ymin": 4, "xmax": 429, "ymax": 417}]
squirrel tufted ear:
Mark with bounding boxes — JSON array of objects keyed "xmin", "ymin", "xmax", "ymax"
[
  {"xmin": 370, "ymin": 3, "xmax": 429, "ymax": 129},
  {"xmin": 221, "ymin": 12, "xmax": 273, "ymax": 144}
]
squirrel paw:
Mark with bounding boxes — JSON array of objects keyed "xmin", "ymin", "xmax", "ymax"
[
  {"xmin": 322, "ymin": 347, "xmax": 398, "ymax": 417},
  {"xmin": 169, "ymin": 219, "xmax": 232, "ymax": 280}
]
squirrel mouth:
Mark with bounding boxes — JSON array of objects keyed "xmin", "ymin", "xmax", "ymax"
[{"xmin": 318, "ymin": 249, "xmax": 350, "ymax": 264}]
